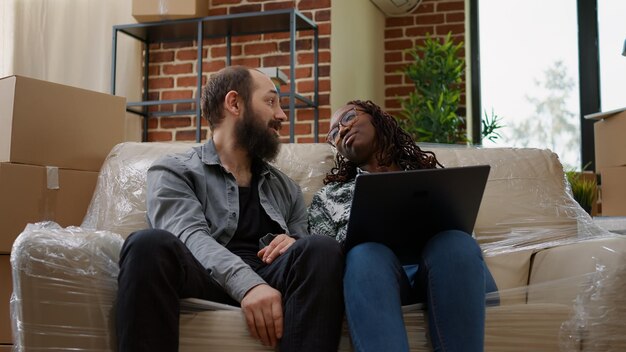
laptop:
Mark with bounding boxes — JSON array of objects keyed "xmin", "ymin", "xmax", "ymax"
[{"xmin": 343, "ymin": 165, "xmax": 490, "ymax": 254}]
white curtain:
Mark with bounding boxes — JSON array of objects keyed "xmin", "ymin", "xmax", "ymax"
[
  {"xmin": 0, "ymin": 0, "xmax": 16, "ymax": 78},
  {"xmin": 1, "ymin": 0, "xmax": 142, "ymax": 138}
]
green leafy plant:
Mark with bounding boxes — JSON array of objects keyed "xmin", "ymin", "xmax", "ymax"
[
  {"xmin": 565, "ymin": 166, "xmax": 598, "ymax": 215},
  {"xmin": 399, "ymin": 33, "xmax": 464, "ymax": 143},
  {"xmin": 482, "ymin": 109, "xmax": 504, "ymax": 143},
  {"xmin": 399, "ymin": 33, "xmax": 503, "ymax": 144}
]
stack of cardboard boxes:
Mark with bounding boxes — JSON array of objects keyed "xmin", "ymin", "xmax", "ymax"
[
  {"xmin": 0, "ymin": 75, "xmax": 127, "ymax": 347},
  {"xmin": 588, "ymin": 107, "xmax": 626, "ymax": 216}
]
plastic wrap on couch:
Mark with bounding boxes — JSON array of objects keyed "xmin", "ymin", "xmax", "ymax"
[
  {"xmin": 424, "ymin": 145, "xmax": 616, "ymax": 255},
  {"xmin": 82, "ymin": 142, "xmax": 335, "ymax": 238},
  {"xmin": 11, "ymin": 223, "xmax": 626, "ymax": 351},
  {"xmin": 470, "ymin": 237, "xmax": 626, "ymax": 351},
  {"xmin": 11, "ymin": 143, "xmax": 626, "ymax": 351},
  {"xmin": 559, "ymin": 263, "xmax": 626, "ymax": 351},
  {"xmin": 9, "ymin": 222, "xmax": 273, "ymax": 351},
  {"xmin": 551, "ymin": 240, "xmax": 626, "ymax": 351},
  {"xmin": 81, "ymin": 142, "xmax": 195, "ymax": 237},
  {"xmin": 10, "ymin": 221, "xmax": 123, "ymax": 350}
]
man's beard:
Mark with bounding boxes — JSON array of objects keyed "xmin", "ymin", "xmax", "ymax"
[{"xmin": 234, "ymin": 104, "xmax": 282, "ymax": 162}]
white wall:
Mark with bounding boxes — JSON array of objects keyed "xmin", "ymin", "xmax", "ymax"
[{"xmin": 2, "ymin": 0, "xmax": 143, "ymax": 141}]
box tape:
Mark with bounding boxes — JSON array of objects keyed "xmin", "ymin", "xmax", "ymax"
[
  {"xmin": 159, "ymin": 0, "xmax": 169, "ymax": 14},
  {"xmin": 46, "ymin": 166, "xmax": 60, "ymax": 190}
]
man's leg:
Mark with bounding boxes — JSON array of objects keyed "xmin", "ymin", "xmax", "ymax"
[
  {"xmin": 343, "ymin": 242, "xmax": 412, "ymax": 352},
  {"xmin": 257, "ymin": 235, "xmax": 344, "ymax": 352},
  {"xmin": 116, "ymin": 229, "xmax": 235, "ymax": 352},
  {"xmin": 416, "ymin": 230, "xmax": 487, "ymax": 352}
]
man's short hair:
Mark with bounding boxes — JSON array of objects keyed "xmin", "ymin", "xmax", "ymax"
[{"xmin": 201, "ymin": 66, "xmax": 254, "ymax": 130}]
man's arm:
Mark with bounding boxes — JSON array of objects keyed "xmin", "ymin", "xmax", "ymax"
[
  {"xmin": 147, "ymin": 155, "xmax": 265, "ymax": 302},
  {"xmin": 286, "ymin": 186, "xmax": 309, "ymax": 237},
  {"xmin": 252, "ymin": 184, "xmax": 309, "ymax": 264},
  {"xmin": 253, "ymin": 170, "xmax": 308, "ymax": 264}
]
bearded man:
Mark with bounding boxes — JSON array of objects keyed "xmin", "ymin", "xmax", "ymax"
[{"xmin": 115, "ymin": 66, "xmax": 344, "ymax": 352}]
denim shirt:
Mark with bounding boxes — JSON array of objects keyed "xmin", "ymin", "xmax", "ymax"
[{"xmin": 146, "ymin": 139, "xmax": 308, "ymax": 302}]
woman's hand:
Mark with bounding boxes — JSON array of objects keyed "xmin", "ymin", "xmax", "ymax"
[{"xmin": 257, "ymin": 234, "xmax": 295, "ymax": 264}]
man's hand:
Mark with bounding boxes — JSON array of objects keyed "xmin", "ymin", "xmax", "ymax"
[
  {"xmin": 240, "ymin": 284, "xmax": 283, "ymax": 347},
  {"xmin": 257, "ymin": 234, "xmax": 295, "ymax": 264}
]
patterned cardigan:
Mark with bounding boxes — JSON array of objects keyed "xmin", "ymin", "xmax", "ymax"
[{"xmin": 307, "ymin": 178, "xmax": 356, "ymax": 243}]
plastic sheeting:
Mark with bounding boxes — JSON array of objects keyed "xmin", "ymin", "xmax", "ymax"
[
  {"xmin": 9, "ymin": 141, "xmax": 626, "ymax": 351},
  {"xmin": 82, "ymin": 142, "xmax": 335, "ymax": 236}
]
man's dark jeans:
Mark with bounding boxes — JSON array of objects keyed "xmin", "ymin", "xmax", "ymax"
[{"xmin": 116, "ymin": 229, "xmax": 344, "ymax": 352}]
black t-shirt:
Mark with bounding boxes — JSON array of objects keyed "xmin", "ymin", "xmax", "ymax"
[{"xmin": 226, "ymin": 173, "xmax": 283, "ymax": 271}]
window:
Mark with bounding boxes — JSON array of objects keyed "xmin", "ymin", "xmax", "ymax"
[
  {"xmin": 598, "ymin": 0, "xmax": 626, "ymax": 112},
  {"xmin": 477, "ymin": 0, "xmax": 581, "ymax": 169}
]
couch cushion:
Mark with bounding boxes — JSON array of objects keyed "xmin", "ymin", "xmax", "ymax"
[
  {"xmin": 10, "ymin": 222, "xmax": 580, "ymax": 352},
  {"xmin": 81, "ymin": 142, "xmax": 194, "ymax": 236},
  {"xmin": 270, "ymin": 143, "xmax": 335, "ymax": 204},
  {"xmin": 81, "ymin": 142, "xmax": 334, "ymax": 237},
  {"xmin": 176, "ymin": 299, "xmax": 571, "ymax": 352},
  {"xmin": 84, "ymin": 141, "xmax": 592, "ymax": 257},
  {"xmin": 425, "ymin": 145, "xmax": 580, "ymax": 252}
]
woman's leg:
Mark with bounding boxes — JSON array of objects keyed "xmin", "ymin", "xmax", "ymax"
[
  {"xmin": 415, "ymin": 230, "xmax": 487, "ymax": 352},
  {"xmin": 485, "ymin": 260, "xmax": 500, "ymax": 306},
  {"xmin": 344, "ymin": 242, "xmax": 412, "ymax": 352}
]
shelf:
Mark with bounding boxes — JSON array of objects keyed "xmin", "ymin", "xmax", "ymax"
[
  {"xmin": 126, "ymin": 99, "xmax": 196, "ymax": 116},
  {"xmin": 111, "ymin": 8, "xmax": 319, "ymax": 143},
  {"xmin": 114, "ymin": 10, "xmax": 317, "ymax": 43}
]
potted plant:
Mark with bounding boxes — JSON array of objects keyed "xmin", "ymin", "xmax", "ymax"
[
  {"xmin": 565, "ymin": 169, "xmax": 598, "ymax": 215},
  {"xmin": 399, "ymin": 33, "xmax": 502, "ymax": 144}
]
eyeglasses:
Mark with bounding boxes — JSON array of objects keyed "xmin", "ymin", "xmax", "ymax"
[{"xmin": 326, "ymin": 108, "xmax": 364, "ymax": 146}]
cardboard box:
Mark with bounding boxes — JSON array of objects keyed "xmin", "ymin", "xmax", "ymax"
[
  {"xmin": 0, "ymin": 163, "xmax": 98, "ymax": 253},
  {"xmin": 1, "ymin": 254, "xmax": 12, "ymax": 344},
  {"xmin": 0, "ymin": 75, "xmax": 126, "ymax": 172},
  {"xmin": 585, "ymin": 107, "xmax": 626, "ymax": 172},
  {"xmin": 600, "ymin": 166, "xmax": 626, "ymax": 216},
  {"xmin": 132, "ymin": 0, "xmax": 208, "ymax": 22}
]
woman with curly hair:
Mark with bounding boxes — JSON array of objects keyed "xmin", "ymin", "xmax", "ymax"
[{"xmin": 308, "ymin": 100, "xmax": 498, "ymax": 352}]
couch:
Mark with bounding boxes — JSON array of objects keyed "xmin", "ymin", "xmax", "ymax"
[{"xmin": 10, "ymin": 141, "xmax": 626, "ymax": 351}]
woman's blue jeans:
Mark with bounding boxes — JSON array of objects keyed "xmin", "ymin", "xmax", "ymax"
[{"xmin": 343, "ymin": 230, "xmax": 499, "ymax": 352}]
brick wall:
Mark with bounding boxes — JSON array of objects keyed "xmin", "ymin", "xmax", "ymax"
[
  {"xmin": 145, "ymin": 0, "xmax": 331, "ymax": 143},
  {"xmin": 144, "ymin": 0, "xmax": 465, "ymax": 143},
  {"xmin": 383, "ymin": 0, "xmax": 466, "ymax": 119}
]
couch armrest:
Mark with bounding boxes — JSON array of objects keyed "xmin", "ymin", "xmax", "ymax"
[
  {"xmin": 528, "ymin": 235, "xmax": 626, "ymax": 303},
  {"xmin": 528, "ymin": 235, "xmax": 626, "ymax": 351},
  {"xmin": 10, "ymin": 222, "xmax": 123, "ymax": 350}
]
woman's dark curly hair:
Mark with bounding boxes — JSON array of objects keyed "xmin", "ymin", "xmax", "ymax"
[{"xmin": 324, "ymin": 100, "xmax": 443, "ymax": 184}]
